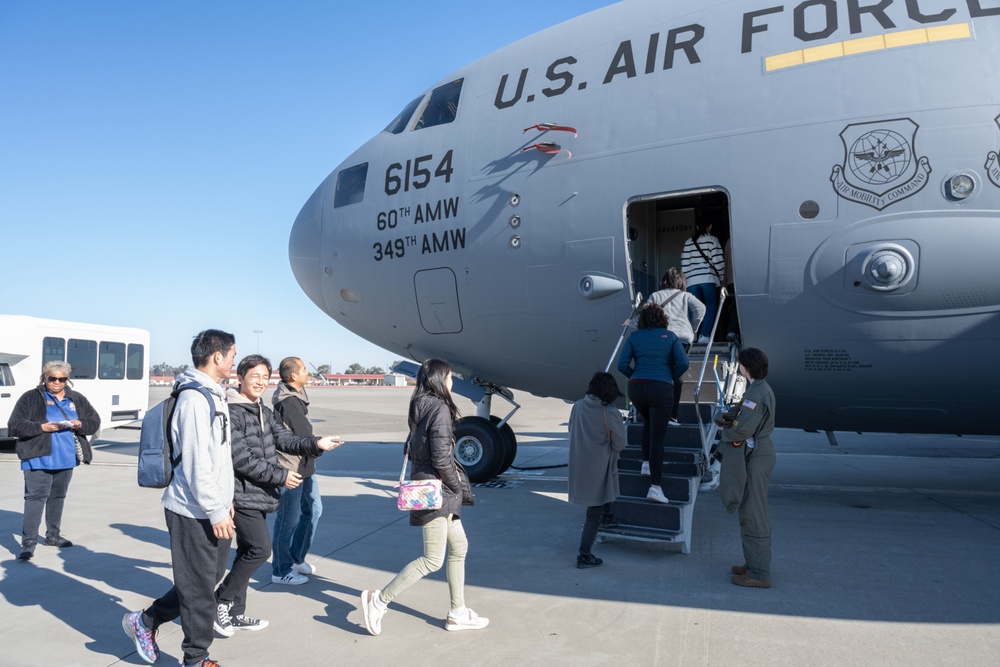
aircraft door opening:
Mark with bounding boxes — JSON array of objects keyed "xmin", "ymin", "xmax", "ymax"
[{"xmin": 625, "ymin": 190, "xmax": 738, "ymax": 343}]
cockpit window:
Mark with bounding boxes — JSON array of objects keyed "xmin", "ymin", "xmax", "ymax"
[
  {"xmin": 414, "ymin": 79, "xmax": 463, "ymax": 130},
  {"xmin": 384, "ymin": 96, "xmax": 423, "ymax": 135},
  {"xmin": 334, "ymin": 163, "xmax": 368, "ymax": 208}
]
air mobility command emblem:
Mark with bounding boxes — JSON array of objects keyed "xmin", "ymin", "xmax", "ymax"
[
  {"xmin": 831, "ymin": 118, "xmax": 931, "ymax": 210},
  {"xmin": 986, "ymin": 114, "xmax": 1000, "ymax": 189}
]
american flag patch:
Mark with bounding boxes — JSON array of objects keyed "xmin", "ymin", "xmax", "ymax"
[{"xmin": 742, "ymin": 399, "xmax": 757, "ymax": 409}]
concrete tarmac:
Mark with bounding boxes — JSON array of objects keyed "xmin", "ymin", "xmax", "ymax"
[{"xmin": 2, "ymin": 386, "xmax": 1000, "ymax": 667}]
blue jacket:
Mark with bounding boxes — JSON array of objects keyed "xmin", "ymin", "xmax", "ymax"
[{"xmin": 617, "ymin": 328, "xmax": 690, "ymax": 383}]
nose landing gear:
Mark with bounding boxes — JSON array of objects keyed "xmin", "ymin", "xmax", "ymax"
[
  {"xmin": 453, "ymin": 390, "xmax": 519, "ymax": 483},
  {"xmin": 393, "ymin": 361, "xmax": 520, "ymax": 483}
]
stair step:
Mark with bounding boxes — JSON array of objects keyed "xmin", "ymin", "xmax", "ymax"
[
  {"xmin": 618, "ymin": 472, "xmax": 691, "ymax": 503},
  {"xmin": 627, "ymin": 422, "xmax": 704, "ymax": 449},
  {"xmin": 611, "ymin": 497, "xmax": 681, "ymax": 532},
  {"xmin": 598, "ymin": 524, "xmax": 682, "ymax": 542},
  {"xmin": 620, "ymin": 449, "xmax": 700, "ymax": 464}
]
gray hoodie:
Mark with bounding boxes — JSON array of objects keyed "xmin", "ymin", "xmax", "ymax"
[{"xmin": 161, "ymin": 368, "xmax": 234, "ymax": 525}]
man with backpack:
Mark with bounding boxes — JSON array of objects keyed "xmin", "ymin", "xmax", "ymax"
[{"xmin": 123, "ymin": 330, "xmax": 237, "ymax": 667}]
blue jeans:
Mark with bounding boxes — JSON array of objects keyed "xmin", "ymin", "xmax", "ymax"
[
  {"xmin": 271, "ymin": 475, "xmax": 322, "ymax": 577},
  {"xmin": 689, "ymin": 283, "xmax": 718, "ymax": 340}
]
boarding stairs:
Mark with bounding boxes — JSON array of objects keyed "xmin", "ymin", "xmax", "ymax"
[{"xmin": 599, "ymin": 291, "xmax": 744, "ymax": 554}]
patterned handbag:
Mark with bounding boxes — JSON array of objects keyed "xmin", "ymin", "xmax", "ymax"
[{"xmin": 396, "ymin": 441, "xmax": 443, "ymax": 511}]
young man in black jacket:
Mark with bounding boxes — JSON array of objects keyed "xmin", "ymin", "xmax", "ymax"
[{"xmin": 270, "ymin": 357, "xmax": 326, "ymax": 585}]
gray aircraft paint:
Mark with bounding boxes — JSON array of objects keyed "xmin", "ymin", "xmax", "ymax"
[{"xmin": 290, "ymin": 0, "xmax": 1000, "ymax": 437}]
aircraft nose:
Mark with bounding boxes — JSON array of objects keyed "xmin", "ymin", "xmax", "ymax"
[{"xmin": 288, "ymin": 182, "xmax": 326, "ymax": 310}]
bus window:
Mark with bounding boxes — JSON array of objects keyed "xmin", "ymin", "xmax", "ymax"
[
  {"xmin": 67, "ymin": 339, "xmax": 97, "ymax": 379},
  {"xmin": 43, "ymin": 337, "xmax": 65, "ymax": 365},
  {"xmin": 0, "ymin": 362, "xmax": 13, "ymax": 386},
  {"xmin": 99, "ymin": 341, "xmax": 126, "ymax": 380},
  {"xmin": 126, "ymin": 343, "xmax": 145, "ymax": 380}
]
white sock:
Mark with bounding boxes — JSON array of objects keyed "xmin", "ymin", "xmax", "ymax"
[{"xmin": 449, "ymin": 606, "xmax": 467, "ymax": 617}]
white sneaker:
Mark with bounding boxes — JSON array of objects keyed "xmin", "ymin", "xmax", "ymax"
[
  {"xmin": 271, "ymin": 571, "xmax": 308, "ymax": 585},
  {"xmin": 647, "ymin": 486, "xmax": 671, "ymax": 504},
  {"xmin": 291, "ymin": 561, "xmax": 316, "ymax": 575},
  {"xmin": 446, "ymin": 607, "xmax": 489, "ymax": 631},
  {"xmin": 698, "ymin": 335, "xmax": 711, "ymax": 344},
  {"xmin": 640, "ymin": 461, "xmax": 650, "ymax": 476},
  {"xmin": 669, "ymin": 418, "xmax": 680, "ymax": 425},
  {"xmin": 361, "ymin": 589, "xmax": 386, "ymax": 636}
]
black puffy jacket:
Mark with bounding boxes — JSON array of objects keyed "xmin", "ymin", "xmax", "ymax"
[
  {"xmin": 406, "ymin": 394, "xmax": 464, "ymax": 526},
  {"xmin": 227, "ymin": 388, "xmax": 321, "ymax": 512}
]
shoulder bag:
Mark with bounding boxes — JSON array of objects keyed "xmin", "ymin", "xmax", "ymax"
[{"xmin": 395, "ymin": 439, "xmax": 443, "ymax": 511}]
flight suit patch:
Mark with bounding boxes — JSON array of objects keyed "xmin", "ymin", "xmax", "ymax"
[{"xmin": 742, "ymin": 399, "xmax": 757, "ymax": 409}]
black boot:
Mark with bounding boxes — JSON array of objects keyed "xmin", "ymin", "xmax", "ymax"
[{"xmin": 18, "ymin": 539, "xmax": 36, "ymax": 561}]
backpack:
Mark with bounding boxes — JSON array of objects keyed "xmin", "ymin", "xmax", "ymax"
[{"xmin": 138, "ymin": 383, "xmax": 215, "ymax": 488}]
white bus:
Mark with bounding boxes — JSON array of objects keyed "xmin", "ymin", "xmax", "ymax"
[{"xmin": 0, "ymin": 315, "xmax": 150, "ymax": 445}]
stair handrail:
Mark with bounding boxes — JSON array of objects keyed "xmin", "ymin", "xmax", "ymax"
[
  {"xmin": 604, "ymin": 292, "xmax": 643, "ymax": 374},
  {"xmin": 692, "ymin": 286, "xmax": 732, "ymax": 456}
]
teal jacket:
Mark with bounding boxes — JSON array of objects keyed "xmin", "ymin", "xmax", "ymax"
[{"xmin": 617, "ymin": 328, "xmax": 690, "ymax": 383}]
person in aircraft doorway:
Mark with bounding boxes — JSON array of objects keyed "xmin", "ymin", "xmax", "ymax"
[
  {"xmin": 714, "ymin": 347, "xmax": 776, "ymax": 589},
  {"xmin": 681, "ymin": 219, "xmax": 725, "ymax": 343},
  {"xmin": 617, "ymin": 304, "xmax": 689, "ymax": 504}
]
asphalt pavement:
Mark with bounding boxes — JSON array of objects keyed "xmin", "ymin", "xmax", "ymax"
[{"xmin": 2, "ymin": 386, "xmax": 999, "ymax": 667}]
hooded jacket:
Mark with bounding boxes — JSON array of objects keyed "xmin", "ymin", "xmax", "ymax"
[
  {"xmin": 8, "ymin": 385, "xmax": 100, "ymax": 463},
  {"xmin": 160, "ymin": 368, "xmax": 234, "ymax": 525},
  {"xmin": 227, "ymin": 387, "xmax": 322, "ymax": 512},
  {"xmin": 271, "ymin": 382, "xmax": 322, "ymax": 477},
  {"xmin": 406, "ymin": 393, "xmax": 464, "ymax": 526}
]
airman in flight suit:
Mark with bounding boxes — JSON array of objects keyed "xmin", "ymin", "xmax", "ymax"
[{"xmin": 715, "ymin": 347, "xmax": 776, "ymax": 588}]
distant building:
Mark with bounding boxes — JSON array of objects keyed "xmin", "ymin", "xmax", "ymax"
[
  {"xmin": 383, "ymin": 373, "xmax": 407, "ymax": 387},
  {"xmin": 323, "ymin": 373, "xmax": 396, "ymax": 387}
]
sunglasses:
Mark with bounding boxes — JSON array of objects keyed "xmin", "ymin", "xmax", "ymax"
[{"xmin": 47, "ymin": 376, "xmax": 69, "ymax": 383}]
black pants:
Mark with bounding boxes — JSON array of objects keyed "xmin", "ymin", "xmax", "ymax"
[
  {"xmin": 216, "ymin": 506, "xmax": 271, "ymax": 616},
  {"xmin": 143, "ymin": 509, "xmax": 231, "ymax": 666},
  {"xmin": 22, "ymin": 468, "xmax": 74, "ymax": 543},
  {"xmin": 579, "ymin": 503, "xmax": 615, "ymax": 555},
  {"xmin": 628, "ymin": 381, "xmax": 674, "ymax": 486}
]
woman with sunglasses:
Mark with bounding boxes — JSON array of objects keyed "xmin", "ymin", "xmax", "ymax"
[{"xmin": 7, "ymin": 361, "xmax": 100, "ymax": 560}]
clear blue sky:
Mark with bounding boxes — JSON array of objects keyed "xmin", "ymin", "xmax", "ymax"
[{"xmin": 1, "ymin": 1, "xmax": 613, "ymax": 371}]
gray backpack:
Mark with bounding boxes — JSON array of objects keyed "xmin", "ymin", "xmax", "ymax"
[{"xmin": 138, "ymin": 383, "xmax": 214, "ymax": 488}]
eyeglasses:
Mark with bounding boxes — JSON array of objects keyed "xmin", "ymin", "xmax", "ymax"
[{"xmin": 47, "ymin": 376, "xmax": 69, "ymax": 383}]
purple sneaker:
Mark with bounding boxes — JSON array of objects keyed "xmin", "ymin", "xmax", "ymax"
[{"xmin": 122, "ymin": 610, "xmax": 159, "ymax": 664}]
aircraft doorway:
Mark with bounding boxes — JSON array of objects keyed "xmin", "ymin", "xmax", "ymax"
[{"xmin": 625, "ymin": 190, "xmax": 738, "ymax": 342}]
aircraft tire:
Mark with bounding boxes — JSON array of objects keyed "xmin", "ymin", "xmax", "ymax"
[
  {"xmin": 489, "ymin": 415, "xmax": 517, "ymax": 475},
  {"xmin": 453, "ymin": 416, "xmax": 503, "ymax": 483}
]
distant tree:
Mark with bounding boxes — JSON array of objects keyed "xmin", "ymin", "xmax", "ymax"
[
  {"xmin": 150, "ymin": 363, "xmax": 188, "ymax": 377},
  {"xmin": 345, "ymin": 363, "xmax": 366, "ymax": 374},
  {"xmin": 365, "ymin": 366, "xmax": 384, "ymax": 375},
  {"xmin": 316, "ymin": 364, "xmax": 331, "ymax": 375}
]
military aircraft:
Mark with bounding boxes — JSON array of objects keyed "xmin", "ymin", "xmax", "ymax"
[{"xmin": 289, "ymin": 0, "xmax": 1000, "ymax": 480}]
